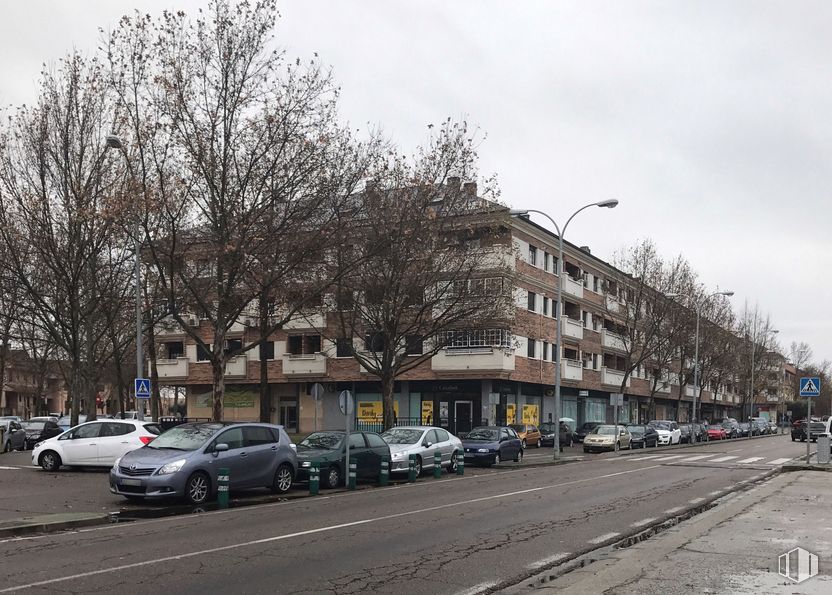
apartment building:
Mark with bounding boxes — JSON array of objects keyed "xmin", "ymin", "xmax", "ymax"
[
  {"xmin": 153, "ymin": 196, "xmax": 744, "ymax": 435},
  {"xmin": 0, "ymin": 350, "xmax": 66, "ymax": 417}
]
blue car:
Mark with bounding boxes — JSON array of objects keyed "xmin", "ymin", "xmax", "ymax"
[{"xmin": 462, "ymin": 426, "xmax": 523, "ymax": 466}]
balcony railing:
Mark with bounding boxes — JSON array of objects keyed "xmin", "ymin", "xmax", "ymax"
[
  {"xmin": 283, "ymin": 353, "xmax": 327, "ymax": 375},
  {"xmin": 605, "ymin": 295, "xmax": 620, "ymax": 313},
  {"xmin": 601, "ymin": 329, "xmax": 626, "ymax": 351},
  {"xmin": 224, "ymin": 355, "xmax": 248, "ymax": 378},
  {"xmin": 601, "ymin": 367, "xmax": 630, "ymax": 387},
  {"xmin": 284, "ymin": 312, "xmax": 325, "ymax": 330},
  {"xmin": 685, "ymin": 385, "xmax": 695, "ymax": 397},
  {"xmin": 152, "ymin": 357, "xmax": 189, "ymax": 380},
  {"xmin": 562, "ymin": 275, "xmax": 584, "ymax": 299},
  {"xmin": 562, "ymin": 317, "xmax": 584, "ymax": 340},
  {"xmin": 431, "ymin": 347, "xmax": 515, "ymax": 372},
  {"xmin": 561, "ymin": 359, "xmax": 583, "ymax": 381}
]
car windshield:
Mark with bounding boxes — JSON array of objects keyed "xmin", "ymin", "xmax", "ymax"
[
  {"xmin": 650, "ymin": 421, "xmax": 671, "ymax": 431},
  {"xmin": 508, "ymin": 424, "xmax": 526, "ymax": 432},
  {"xmin": 466, "ymin": 428, "xmax": 499, "ymax": 441},
  {"xmin": 299, "ymin": 432, "xmax": 344, "ymax": 450},
  {"xmin": 628, "ymin": 425, "xmax": 646, "ymax": 433},
  {"xmin": 22, "ymin": 421, "xmax": 45, "ymax": 430},
  {"xmin": 146, "ymin": 424, "xmax": 223, "ymax": 450},
  {"xmin": 591, "ymin": 426, "xmax": 617, "ymax": 435},
  {"xmin": 581, "ymin": 423, "xmax": 600, "ymax": 431},
  {"xmin": 381, "ymin": 428, "xmax": 424, "ymax": 445},
  {"xmin": 539, "ymin": 423, "xmax": 557, "ymax": 432}
]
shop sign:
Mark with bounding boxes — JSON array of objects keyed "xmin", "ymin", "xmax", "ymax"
[{"xmin": 522, "ymin": 404, "xmax": 539, "ymax": 425}]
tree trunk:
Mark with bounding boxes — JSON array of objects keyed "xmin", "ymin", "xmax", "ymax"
[
  {"xmin": 211, "ymin": 359, "xmax": 225, "ymax": 422},
  {"xmin": 381, "ymin": 374, "xmax": 396, "ymax": 431},
  {"xmin": 259, "ymin": 293, "xmax": 271, "ymax": 423},
  {"xmin": 70, "ymin": 359, "xmax": 83, "ymax": 427},
  {"xmin": 148, "ymin": 328, "xmax": 161, "ymax": 421}
]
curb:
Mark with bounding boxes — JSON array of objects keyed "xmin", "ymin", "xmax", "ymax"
[{"xmin": 0, "ymin": 513, "xmax": 113, "ymax": 539}]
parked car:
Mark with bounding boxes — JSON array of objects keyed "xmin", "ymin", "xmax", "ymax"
[
  {"xmin": 539, "ymin": 422, "xmax": 573, "ymax": 448},
  {"xmin": 295, "ymin": 430, "xmax": 391, "ymax": 489},
  {"xmin": 380, "ymin": 426, "xmax": 461, "ymax": 475},
  {"xmin": 462, "ymin": 426, "xmax": 523, "ymax": 466},
  {"xmin": 689, "ymin": 422, "xmax": 707, "ymax": 442},
  {"xmin": 573, "ymin": 422, "xmax": 602, "ymax": 443},
  {"xmin": 769, "ymin": 421, "xmax": 778, "ymax": 434},
  {"xmin": 751, "ymin": 419, "xmax": 770, "ymax": 435},
  {"xmin": 583, "ymin": 425, "xmax": 632, "ymax": 452},
  {"xmin": 707, "ymin": 425, "xmax": 728, "ymax": 440},
  {"xmin": 56, "ymin": 415, "xmax": 88, "ymax": 430},
  {"xmin": 678, "ymin": 423, "xmax": 693, "ymax": 444},
  {"xmin": 1, "ymin": 419, "xmax": 26, "ymax": 452},
  {"xmin": 509, "ymin": 423, "xmax": 542, "ymax": 448},
  {"xmin": 648, "ymin": 420, "xmax": 681, "ymax": 445},
  {"xmin": 627, "ymin": 424, "xmax": 659, "ymax": 448},
  {"xmin": 110, "ymin": 422, "xmax": 296, "ymax": 504},
  {"xmin": 33, "ymin": 419, "xmax": 161, "ymax": 471},
  {"xmin": 792, "ymin": 419, "xmax": 826, "ymax": 442},
  {"xmin": 720, "ymin": 419, "xmax": 740, "ymax": 439},
  {"xmin": 0, "ymin": 416, "xmax": 23, "ymax": 422},
  {"xmin": 21, "ymin": 419, "xmax": 62, "ymax": 449},
  {"xmin": 737, "ymin": 422, "xmax": 751, "ymax": 437}
]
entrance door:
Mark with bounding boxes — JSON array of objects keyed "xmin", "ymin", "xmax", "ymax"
[
  {"xmin": 454, "ymin": 401, "xmax": 473, "ymax": 435},
  {"xmin": 280, "ymin": 401, "xmax": 298, "ymax": 432}
]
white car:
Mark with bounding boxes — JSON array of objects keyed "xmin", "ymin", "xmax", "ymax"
[
  {"xmin": 648, "ymin": 420, "xmax": 681, "ymax": 445},
  {"xmin": 380, "ymin": 426, "xmax": 463, "ymax": 475},
  {"xmin": 32, "ymin": 419, "xmax": 161, "ymax": 471}
]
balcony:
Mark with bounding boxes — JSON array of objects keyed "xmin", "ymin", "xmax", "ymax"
[
  {"xmin": 155, "ymin": 314, "xmax": 199, "ymax": 336},
  {"xmin": 224, "ymin": 355, "xmax": 248, "ymax": 378},
  {"xmin": 283, "ymin": 353, "xmax": 327, "ymax": 375},
  {"xmin": 601, "ymin": 329, "xmax": 626, "ymax": 351},
  {"xmin": 656, "ymin": 380, "xmax": 671, "ymax": 394},
  {"xmin": 431, "ymin": 347, "xmax": 515, "ymax": 372},
  {"xmin": 561, "ymin": 359, "xmax": 583, "ymax": 381},
  {"xmin": 562, "ymin": 275, "xmax": 584, "ymax": 299},
  {"xmin": 605, "ymin": 295, "xmax": 620, "ymax": 313},
  {"xmin": 561, "ymin": 317, "xmax": 584, "ymax": 340},
  {"xmin": 152, "ymin": 357, "xmax": 189, "ymax": 380},
  {"xmin": 284, "ymin": 312, "xmax": 325, "ymax": 330},
  {"xmin": 685, "ymin": 385, "xmax": 695, "ymax": 398},
  {"xmin": 601, "ymin": 367, "xmax": 630, "ymax": 388}
]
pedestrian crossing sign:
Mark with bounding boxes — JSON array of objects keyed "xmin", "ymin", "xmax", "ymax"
[
  {"xmin": 135, "ymin": 378, "xmax": 151, "ymax": 399},
  {"xmin": 799, "ymin": 377, "xmax": 821, "ymax": 397}
]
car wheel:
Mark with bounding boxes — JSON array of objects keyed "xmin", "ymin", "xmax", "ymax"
[
  {"xmin": 791, "ymin": 436, "xmax": 796, "ymax": 442},
  {"xmin": 521, "ymin": 439, "xmax": 527, "ymax": 449},
  {"xmin": 271, "ymin": 464, "xmax": 294, "ymax": 494},
  {"xmin": 614, "ymin": 441, "xmax": 620, "ymax": 452},
  {"xmin": 414, "ymin": 456, "xmax": 423, "ymax": 476},
  {"xmin": 569, "ymin": 438, "xmax": 573, "ymax": 448},
  {"xmin": 514, "ymin": 449, "xmax": 522, "ymax": 463},
  {"xmin": 494, "ymin": 452, "xmax": 501, "ymax": 465},
  {"xmin": 448, "ymin": 451, "xmax": 458, "ymax": 473},
  {"xmin": 39, "ymin": 450, "xmax": 61, "ymax": 471},
  {"xmin": 325, "ymin": 466, "xmax": 341, "ymax": 489},
  {"xmin": 2, "ymin": 441, "xmax": 9, "ymax": 453},
  {"xmin": 185, "ymin": 472, "xmax": 211, "ymax": 505}
]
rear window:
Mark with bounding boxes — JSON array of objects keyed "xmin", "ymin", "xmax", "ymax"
[
  {"xmin": 365, "ymin": 433, "xmax": 387, "ymax": 448},
  {"xmin": 143, "ymin": 423, "xmax": 162, "ymax": 435}
]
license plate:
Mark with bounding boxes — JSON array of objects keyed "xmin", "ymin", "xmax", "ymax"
[{"xmin": 120, "ymin": 479, "xmax": 142, "ymax": 487}]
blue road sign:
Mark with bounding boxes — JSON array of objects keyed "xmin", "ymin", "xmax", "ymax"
[
  {"xmin": 799, "ymin": 377, "xmax": 821, "ymax": 398},
  {"xmin": 135, "ymin": 378, "xmax": 151, "ymax": 399}
]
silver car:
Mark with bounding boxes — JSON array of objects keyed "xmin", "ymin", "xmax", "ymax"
[
  {"xmin": 109, "ymin": 422, "xmax": 297, "ymax": 504},
  {"xmin": 380, "ymin": 426, "xmax": 462, "ymax": 475}
]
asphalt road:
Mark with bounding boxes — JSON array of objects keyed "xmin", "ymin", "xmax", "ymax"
[{"xmin": 0, "ymin": 435, "xmax": 804, "ymax": 594}]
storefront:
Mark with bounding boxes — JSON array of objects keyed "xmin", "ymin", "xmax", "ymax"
[{"xmin": 412, "ymin": 380, "xmax": 483, "ymax": 435}]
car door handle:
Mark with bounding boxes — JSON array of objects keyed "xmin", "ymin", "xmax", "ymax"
[
  {"xmin": 121, "ymin": 441, "xmax": 130, "ymax": 444},
  {"xmin": 239, "ymin": 452, "xmax": 248, "ymax": 458},
  {"xmin": 270, "ymin": 445, "xmax": 277, "ymax": 451}
]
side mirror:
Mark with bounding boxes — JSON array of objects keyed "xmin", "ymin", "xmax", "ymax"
[
  {"xmin": 500, "ymin": 436, "xmax": 508, "ymax": 443},
  {"xmin": 424, "ymin": 441, "xmax": 433, "ymax": 448},
  {"xmin": 213, "ymin": 443, "xmax": 229, "ymax": 456}
]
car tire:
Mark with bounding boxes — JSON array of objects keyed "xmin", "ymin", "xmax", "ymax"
[
  {"xmin": 185, "ymin": 472, "xmax": 211, "ymax": 505},
  {"xmin": 414, "ymin": 456, "xmax": 423, "ymax": 476},
  {"xmin": 614, "ymin": 441, "xmax": 620, "ymax": 452},
  {"xmin": 521, "ymin": 439, "xmax": 527, "ymax": 449},
  {"xmin": 2, "ymin": 441, "xmax": 9, "ymax": 453},
  {"xmin": 448, "ymin": 451, "xmax": 458, "ymax": 473},
  {"xmin": 39, "ymin": 450, "xmax": 61, "ymax": 471},
  {"xmin": 324, "ymin": 466, "xmax": 341, "ymax": 489},
  {"xmin": 494, "ymin": 453, "xmax": 501, "ymax": 465},
  {"xmin": 791, "ymin": 436, "xmax": 796, "ymax": 442},
  {"xmin": 271, "ymin": 464, "xmax": 294, "ymax": 494},
  {"xmin": 514, "ymin": 450, "xmax": 522, "ymax": 463}
]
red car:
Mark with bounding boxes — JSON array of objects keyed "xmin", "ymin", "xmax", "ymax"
[{"xmin": 706, "ymin": 425, "xmax": 727, "ymax": 440}]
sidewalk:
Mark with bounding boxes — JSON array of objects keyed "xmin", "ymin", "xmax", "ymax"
[{"xmin": 516, "ymin": 470, "xmax": 832, "ymax": 594}]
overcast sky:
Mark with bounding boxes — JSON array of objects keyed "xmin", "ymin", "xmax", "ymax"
[{"xmin": 1, "ymin": 1, "xmax": 829, "ymax": 363}]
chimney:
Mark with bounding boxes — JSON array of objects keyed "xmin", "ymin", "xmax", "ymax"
[
  {"xmin": 462, "ymin": 181, "xmax": 477, "ymax": 197},
  {"xmin": 579, "ymin": 245, "xmax": 591, "ymax": 254},
  {"xmin": 447, "ymin": 176, "xmax": 461, "ymax": 190}
]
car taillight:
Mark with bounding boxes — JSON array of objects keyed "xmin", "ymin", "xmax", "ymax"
[{"xmin": 139, "ymin": 436, "xmax": 155, "ymax": 445}]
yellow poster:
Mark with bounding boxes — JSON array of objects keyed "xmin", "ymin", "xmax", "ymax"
[
  {"xmin": 421, "ymin": 401, "xmax": 434, "ymax": 425},
  {"xmin": 522, "ymin": 404, "xmax": 540, "ymax": 425},
  {"xmin": 506, "ymin": 403, "xmax": 516, "ymax": 423},
  {"xmin": 357, "ymin": 400, "xmax": 398, "ymax": 422}
]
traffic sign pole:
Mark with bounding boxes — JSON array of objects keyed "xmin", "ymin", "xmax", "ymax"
[{"xmin": 799, "ymin": 377, "xmax": 821, "ymax": 464}]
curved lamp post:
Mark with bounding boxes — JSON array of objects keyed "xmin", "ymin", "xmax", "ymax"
[{"xmin": 510, "ymin": 200, "xmax": 618, "ymax": 460}]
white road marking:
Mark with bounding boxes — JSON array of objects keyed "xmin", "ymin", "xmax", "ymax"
[
  {"xmin": 736, "ymin": 457, "xmax": 765, "ymax": 464},
  {"xmin": 0, "ymin": 465, "xmax": 664, "ymax": 592},
  {"xmin": 653, "ymin": 455, "xmax": 685, "ymax": 461},
  {"xmin": 526, "ymin": 552, "xmax": 571, "ymax": 569},
  {"xmin": 630, "ymin": 518, "xmax": 657, "ymax": 528},
  {"xmin": 709, "ymin": 456, "xmax": 738, "ymax": 463},
  {"xmin": 677, "ymin": 455, "xmax": 715, "ymax": 462},
  {"xmin": 728, "ymin": 448, "xmax": 744, "ymax": 452},
  {"xmin": 708, "ymin": 490, "xmax": 723, "ymax": 496},
  {"xmin": 588, "ymin": 532, "xmax": 620, "ymax": 544},
  {"xmin": 664, "ymin": 506, "xmax": 684, "ymax": 514},
  {"xmin": 766, "ymin": 458, "xmax": 791, "ymax": 465},
  {"xmin": 0, "ymin": 466, "xmax": 20, "ymax": 470},
  {"xmin": 688, "ymin": 497, "xmax": 705, "ymax": 504},
  {"xmin": 627, "ymin": 455, "xmax": 660, "ymax": 461},
  {"xmin": 452, "ymin": 581, "xmax": 498, "ymax": 595}
]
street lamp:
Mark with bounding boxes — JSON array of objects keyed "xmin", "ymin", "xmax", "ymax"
[
  {"xmin": 510, "ymin": 200, "xmax": 619, "ymax": 460},
  {"xmin": 666, "ymin": 290, "xmax": 733, "ymax": 424},
  {"xmin": 106, "ymin": 135, "xmax": 145, "ymax": 421}
]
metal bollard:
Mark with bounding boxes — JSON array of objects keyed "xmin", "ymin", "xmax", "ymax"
[
  {"xmin": 348, "ymin": 457, "xmax": 357, "ymax": 490},
  {"xmin": 217, "ymin": 467, "xmax": 230, "ymax": 509},
  {"xmin": 433, "ymin": 451, "xmax": 442, "ymax": 478},
  {"xmin": 309, "ymin": 462, "xmax": 320, "ymax": 496},
  {"xmin": 379, "ymin": 457, "xmax": 389, "ymax": 486},
  {"xmin": 408, "ymin": 453, "xmax": 417, "ymax": 482},
  {"xmin": 456, "ymin": 452, "xmax": 465, "ymax": 476}
]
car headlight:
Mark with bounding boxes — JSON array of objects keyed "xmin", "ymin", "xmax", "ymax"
[
  {"xmin": 156, "ymin": 459, "xmax": 187, "ymax": 476},
  {"xmin": 112, "ymin": 457, "xmax": 122, "ymax": 472},
  {"xmin": 301, "ymin": 461, "xmax": 311, "ymax": 468},
  {"xmin": 477, "ymin": 448, "xmax": 490, "ymax": 453},
  {"xmin": 391, "ymin": 452, "xmax": 405, "ymax": 461}
]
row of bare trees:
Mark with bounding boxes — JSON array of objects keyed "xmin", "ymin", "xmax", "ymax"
[{"xmin": 0, "ymin": 0, "xmax": 514, "ymax": 427}]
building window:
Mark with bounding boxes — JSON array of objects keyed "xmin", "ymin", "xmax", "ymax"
[
  {"xmin": 165, "ymin": 342, "xmax": 184, "ymax": 359},
  {"xmin": 259, "ymin": 341, "xmax": 275, "ymax": 360},
  {"xmin": 287, "ymin": 336, "xmax": 303, "ymax": 355},
  {"xmin": 593, "ymin": 276, "xmax": 600, "ymax": 293},
  {"xmin": 543, "ymin": 342, "xmax": 549, "ymax": 361},
  {"xmin": 307, "ymin": 335, "xmax": 321, "ymax": 354},
  {"xmin": 544, "ymin": 252, "xmax": 550, "ymax": 272},
  {"xmin": 288, "ymin": 335, "xmax": 320, "ymax": 355},
  {"xmin": 582, "ymin": 311, "xmax": 589, "ymax": 328},
  {"xmin": 593, "ymin": 316, "xmax": 601, "ymax": 331},
  {"xmin": 405, "ymin": 335, "xmax": 424, "ymax": 355},
  {"xmin": 527, "ymin": 290, "xmax": 536, "ymax": 312},
  {"xmin": 583, "ymin": 272, "xmax": 589, "ymax": 288},
  {"xmin": 224, "ymin": 338, "xmax": 242, "ymax": 355},
  {"xmin": 197, "ymin": 344, "xmax": 212, "ymax": 362},
  {"xmin": 364, "ymin": 332, "xmax": 385, "ymax": 353},
  {"xmin": 527, "ymin": 339, "xmax": 536, "ymax": 359},
  {"xmin": 336, "ymin": 338, "xmax": 353, "ymax": 358},
  {"xmin": 542, "ymin": 296, "xmax": 549, "ymax": 316},
  {"xmin": 528, "ymin": 245, "xmax": 538, "ymax": 266},
  {"xmin": 593, "ymin": 353, "xmax": 599, "ymax": 370},
  {"xmin": 441, "ymin": 329, "xmax": 513, "ymax": 349},
  {"xmin": 552, "ymin": 256, "xmax": 559, "ymax": 275}
]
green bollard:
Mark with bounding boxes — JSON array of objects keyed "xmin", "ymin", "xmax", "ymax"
[
  {"xmin": 217, "ymin": 467, "xmax": 230, "ymax": 509},
  {"xmin": 309, "ymin": 462, "xmax": 320, "ymax": 496},
  {"xmin": 433, "ymin": 451, "xmax": 442, "ymax": 478},
  {"xmin": 348, "ymin": 457, "xmax": 357, "ymax": 490},
  {"xmin": 379, "ymin": 457, "xmax": 389, "ymax": 486},
  {"xmin": 408, "ymin": 453, "xmax": 417, "ymax": 482},
  {"xmin": 456, "ymin": 452, "xmax": 465, "ymax": 476}
]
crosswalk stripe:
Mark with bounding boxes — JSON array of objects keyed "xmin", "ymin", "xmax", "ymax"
[
  {"xmin": 710, "ymin": 456, "xmax": 738, "ymax": 463},
  {"xmin": 736, "ymin": 457, "xmax": 765, "ymax": 464},
  {"xmin": 678, "ymin": 454, "xmax": 716, "ymax": 462},
  {"xmin": 654, "ymin": 455, "xmax": 685, "ymax": 461},
  {"xmin": 0, "ymin": 466, "xmax": 20, "ymax": 470},
  {"xmin": 627, "ymin": 455, "xmax": 660, "ymax": 461},
  {"xmin": 766, "ymin": 458, "xmax": 792, "ymax": 465}
]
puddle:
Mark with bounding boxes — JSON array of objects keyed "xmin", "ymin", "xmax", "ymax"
[{"xmin": 111, "ymin": 494, "xmax": 293, "ymax": 522}]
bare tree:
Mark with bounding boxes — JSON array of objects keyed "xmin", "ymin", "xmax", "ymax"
[{"xmin": 734, "ymin": 302, "xmax": 781, "ymax": 421}]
